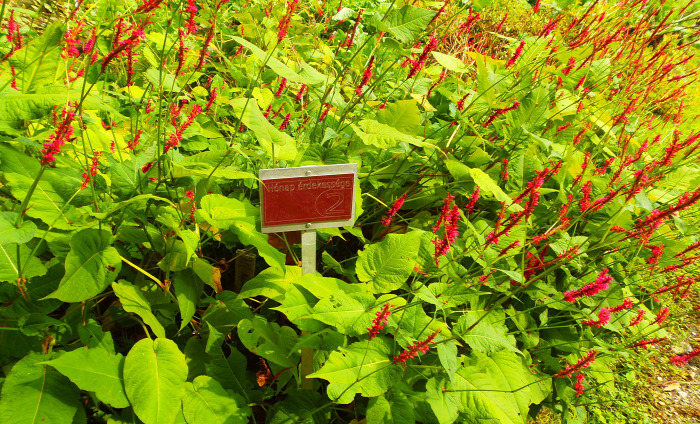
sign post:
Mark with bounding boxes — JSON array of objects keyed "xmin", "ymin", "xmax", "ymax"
[{"xmin": 259, "ymin": 164, "xmax": 357, "ymax": 389}]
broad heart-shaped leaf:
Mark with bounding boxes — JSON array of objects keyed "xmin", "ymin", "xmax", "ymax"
[
  {"xmin": 357, "ymin": 231, "xmax": 422, "ymax": 293},
  {"xmin": 206, "ymin": 347, "xmax": 257, "ymax": 401},
  {"xmin": 452, "ymin": 351, "xmax": 549, "ymax": 424},
  {"xmin": 431, "ymin": 52, "xmax": 471, "ymax": 73},
  {"xmin": 230, "ymin": 98, "xmax": 297, "ymax": 161},
  {"xmin": 40, "ymin": 347, "xmax": 129, "ymax": 408},
  {"xmin": 445, "ymin": 159, "xmax": 516, "ymax": 205},
  {"xmin": 46, "ymin": 229, "xmax": 121, "ymax": 302},
  {"xmin": 112, "ymin": 281, "xmax": 166, "ymax": 339},
  {"xmin": 308, "ymin": 338, "xmax": 403, "ymax": 404},
  {"xmin": 366, "ymin": 388, "xmax": 416, "ymax": 424},
  {"xmin": 8, "ymin": 23, "xmax": 64, "ymax": 92},
  {"xmin": 0, "ymin": 212, "xmax": 36, "ymax": 244},
  {"xmin": 0, "ymin": 243, "xmax": 47, "ymax": 283},
  {"xmin": 384, "ymin": 5, "xmax": 436, "ymax": 42},
  {"xmin": 352, "ymin": 120, "xmax": 435, "ymax": 150},
  {"xmin": 78, "ymin": 319, "xmax": 115, "ymax": 353},
  {"xmin": 124, "ymin": 338, "xmax": 188, "ymax": 424},
  {"xmin": 229, "ymin": 217, "xmax": 285, "ymax": 271},
  {"xmin": 376, "ymin": 100, "xmax": 422, "ymax": 135},
  {"xmin": 454, "ymin": 312, "xmax": 520, "ymax": 354},
  {"xmin": 237, "ymin": 265, "xmax": 302, "ymax": 302},
  {"xmin": 237, "ymin": 316, "xmax": 299, "ymax": 368},
  {"xmin": 196, "ymin": 194, "xmax": 256, "ymax": 230},
  {"xmin": 3, "ymin": 172, "xmax": 88, "ymax": 230},
  {"xmin": 308, "ymin": 290, "xmax": 376, "ymax": 335},
  {"xmin": 182, "ymin": 376, "xmax": 251, "ymax": 424},
  {"xmin": 0, "ymin": 352, "xmax": 82, "ymax": 424}
]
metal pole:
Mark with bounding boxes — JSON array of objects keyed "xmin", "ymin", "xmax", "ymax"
[{"xmin": 300, "ymin": 228, "xmax": 315, "ymax": 390}]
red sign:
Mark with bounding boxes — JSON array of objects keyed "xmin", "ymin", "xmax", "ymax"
[{"xmin": 260, "ymin": 167, "xmax": 356, "ymax": 231}]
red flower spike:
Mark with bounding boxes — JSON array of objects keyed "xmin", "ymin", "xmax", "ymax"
[
  {"xmin": 630, "ymin": 309, "xmax": 646, "ymax": 326},
  {"xmin": 407, "ymin": 35, "xmax": 438, "ymax": 79},
  {"xmin": 392, "ymin": 330, "xmax": 441, "ymax": 366},
  {"xmin": 554, "ymin": 350, "xmax": 597, "ymax": 378},
  {"xmin": 631, "ymin": 338, "xmax": 666, "ymax": 349},
  {"xmin": 275, "ymin": 78, "xmax": 287, "ymax": 97},
  {"xmin": 652, "ymin": 306, "xmax": 669, "ymax": 325},
  {"xmin": 506, "ymin": 41, "xmax": 526, "ymax": 68},
  {"xmin": 41, "ymin": 103, "xmax": 77, "ymax": 166},
  {"xmin": 670, "ymin": 348, "xmax": 700, "ymax": 365},
  {"xmin": 382, "ymin": 194, "xmax": 407, "ymax": 227},
  {"xmin": 367, "ymin": 303, "xmax": 392, "ymax": 339},
  {"xmin": 563, "ymin": 269, "xmax": 612, "ymax": 302},
  {"xmin": 356, "ymin": 56, "xmax": 375, "ymax": 96},
  {"xmin": 582, "ymin": 307, "xmax": 611, "ymax": 328},
  {"xmin": 574, "ymin": 373, "xmax": 585, "ymax": 397}
]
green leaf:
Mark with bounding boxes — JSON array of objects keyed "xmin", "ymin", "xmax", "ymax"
[
  {"xmin": 206, "ymin": 348, "xmax": 256, "ymax": 400},
  {"xmin": 78, "ymin": 319, "xmax": 115, "ymax": 354},
  {"xmin": 376, "ymin": 100, "xmax": 422, "ymax": 135},
  {"xmin": 237, "ymin": 266, "xmax": 302, "ymax": 302},
  {"xmin": 357, "ymin": 232, "xmax": 422, "ymax": 293},
  {"xmin": 0, "ymin": 352, "xmax": 81, "ymax": 424},
  {"xmin": 237, "ymin": 316, "xmax": 299, "ymax": 368},
  {"xmin": 353, "ymin": 119, "xmax": 435, "ymax": 149},
  {"xmin": 145, "ymin": 68, "xmax": 181, "ymax": 91},
  {"xmin": 229, "ymin": 217, "xmax": 286, "ymax": 271},
  {"xmin": 309, "ymin": 291, "xmax": 376, "ymax": 335},
  {"xmin": 454, "ymin": 313, "xmax": 520, "ymax": 354},
  {"xmin": 40, "ymin": 347, "xmax": 129, "ymax": 408},
  {"xmin": 426, "ymin": 377, "xmax": 460, "ymax": 424},
  {"xmin": 45, "ymin": 229, "xmax": 121, "ymax": 302},
  {"xmin": 173, "ymin": 270, "xmax": 203, "ymax": 330},
  {"xmin": 431, "ymin": 52, "xmax": 470, "ymax": 73},
  {"xmin": 182, "ymin": 376, "xmax": 251, "ymax": 424},
  {"xmin": 232, "ymin": 37, "xmax": 305, "ymax": 83},
  {"xmin": 8, "ymin": 23, "xmax": 64, "ymax": 92},
  {"xmin": 445, "ymin": 159, "xmax": 516, "ymax": 205},
  {"xmin": 308, "ymin": 338, "xmax": 403, "ymax": 404},
  {"xmin": 123, "ymin": 338, "xmax": 188, "ymax": 424},
  {"xmin": 230, "ymin": 98, "xmax": 297, "ymax": 160},
  {"xmin": 0, "ymin": 243, "xmax": 47, "ymax": 283},
  {"xmin": 0, "ymin": 212, "xmax": 36, "ymax": 244},
  {"xmin": 385, "ymin": 5, "xmax": 436, "ymax": 42},
  {"xmin": 453, "ymin": 351, "xmax": 549, "ymax": 424},
  {"xmin": 367, "ymin": 389, "xmax": 416, "ymax": 424},
  {"xmin": 196, "ymin": 194, "xmax": 256, "ymax": 230},
  {"xmin": 112, "ymin": 281, "xmax": 166, "ymax": 339}
]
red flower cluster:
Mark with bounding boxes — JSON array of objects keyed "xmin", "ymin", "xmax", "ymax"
[
  {"xmin": 382, "ymin": 194, "xmax": 406, "ymax": 227},
  {"xmin": 554, "ymin": 349, "xmax": 597, "ymax": 378},
  {"xmin": 183, "ymin": 0, "xmax": 198, "ymax": 33},
  {"xmin": 41, "ymin": 103, "xmax": 77, "ymax": 165},
  {"xmin": 81, "ymin": 151, "xmax": 103, "ymax": 189},
  {"xmin": 582, "ymin": 307, "xmax": 611, "ymax": 328},
  {"xmin": 563, "ymin": 268, "xmax": 612, "ymax": 302},
  {"xmin": 432, "ymin": 193, "xmax": 460, "ymax": 265},
  {"xmin": 407, "ymin": 35, "xmax": 438, "ymax": 79},
  {"xmin": 670, "ymin": 348, "xmax": 700, "ymax": 365},
  {"xmin": 631, "ymin": 338, "xmax": 666, "ymax": 349},
  {"xmin": 506, "ymin": 41, "xmax": 526, "ymax": 68},
  {"xmin": 356, "ymin": 56, "xmax": 374, "ymax": 96},
  {"xmin": 629, "ymin": 309, "xmax": 646, "ymax": 326},
  {"xmin": 275, "ymin": 78, "xmax": 287, "ymax": 97},
  {"xmin": 367, "ymin": 303, "xmax": 392, "ymax": 340},
  {"xmin": 277, "ymin": 0, "xmax": 299, "ymax": 42},
  {"xmin": 392, "ymin": 330, "xmax": 440, "ymax": 367},
  {"xmin": 165, "ymin": 104, "xmax": 202, "ymax": 152},
  {"xmin": 574, "ymin": 373, "xmax": 585, "ymax": 397},
  {"xmin": 483, "ymin": 100, "xmax": 520, "ymax": 128}
]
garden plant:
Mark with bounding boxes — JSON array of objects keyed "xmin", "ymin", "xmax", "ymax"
[{"xmin": 0, "ymin": 0, "xmax": 699, "ymax": 423}]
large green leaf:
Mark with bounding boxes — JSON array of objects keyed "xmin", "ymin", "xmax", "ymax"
[
  {"xmin": 366, "ymin": 388, "xmax": 416, "ymax": 424},
  {"xmin": 431, "ymin": 52, "xmax": 470, "ymax": 73},
  {"xmin": 0, "ymin": 243, "xmax": 47, "ymax": 283},
  {"xmin": 352, "ymin": 120, "xmax": 435, "ymax": 149},
  {"xmin": 309, "ymin": 290, "xmax": 376, "ymax": 335},
  {"xmin": 232, "ymin": 37, "xmax": 304, "ymax": 83},
  {"xmin": 308, "ymin": 338, "xmax": 403, "ymax": 404},
  {"xmin": 112, "ymin": 281, "xmax": 166, "ymax": 339},
  {"xmin": 0, "ymin": 212, "xmax": 36, "ymax": 244},
  {"xmin": 206, "ymin": 348, "xmax": 256, "ymax": 400},
  {"xmin": 237, "ymin": 266, "xmax": 302, "ymax": 302},
  {"xmin": 452, "ymin": 351, "xmax": 549, "ymax": 424},
  {"xmin": 196, "ymin": 194, "xmax": 256, "ymax": 230},
  {"xmin": 357, "ymin": 232, "xmax": 422, "ymax": 293},
  {"xmin": 384, "ymin": 5, "xmax": 436, "ymax": 42},
  {"xmin": 237, "ymin": 316, "xmax": 299, "ymax": 368},
  {"xmin": 123, "ymin": 338, "xmax": 188, "ymax": 424},
  {"xmin": 46, "ymin": 229, "xmax": 121, "ymax": 302},
  {"xmin": 454, "ymin": 312, "xmax": 520, "ymax": 354},
  {"xmin": 230, "ymin": 98, "xmax": 297, "ymax": 160},
  {"xmin": 182, "ymin": 376, "xmax": 251, "ymax": 424},
  {"xmin": 8, "ymin": 23, "xmax": 64, "ymax": 92},
  {"xmin": 40, "ymin": 347, "xmax": 129, "ymax": 408},
  {"xmin": 426, "ymin": 377, "xmax": 460, "ymax": 424},
  {"xmin": 0, "ymin": 352, "xmax": 82, "ymax": 424},
  {"xmin": 3, "ymin": 173, "xmax": 88, "ymax": 230},
  {"xmin": 376, "ymin": 100, "xmax": 422, "ymax": 135}
]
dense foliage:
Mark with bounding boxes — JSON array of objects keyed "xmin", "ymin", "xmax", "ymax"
[{"xmin": 1, "ymin": 0, "xmax": 699, "ymax": 423}]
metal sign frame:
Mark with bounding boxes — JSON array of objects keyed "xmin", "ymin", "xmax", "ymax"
[{"xmin": 259, "ymin": 163, "xmax": 357, "ymax": 233}]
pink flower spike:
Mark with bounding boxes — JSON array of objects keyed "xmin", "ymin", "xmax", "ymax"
[
  {"xmin": 368, "ymin": 304, "xmax": 392, "ymax": 339},
  {"xmin": 382, "ymin": 194, "xmax": 407, "ymax": 227},
  {"xmin": 670, "ymin": 348, "xmax": 700, "ymax": 365},
  {"xmin": 563, "ymin": 269, "xmax": 612, "ymax": 302}
]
